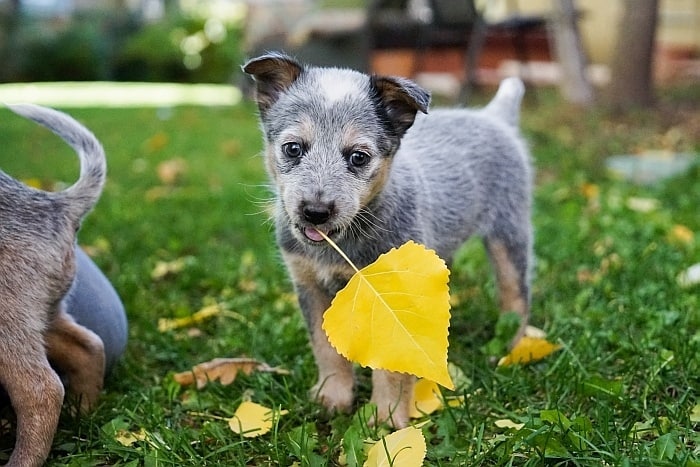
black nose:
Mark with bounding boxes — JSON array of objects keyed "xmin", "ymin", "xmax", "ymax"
[{"xmin": 302, "ymin": 202, "xmax": 333, "ymax": 225}]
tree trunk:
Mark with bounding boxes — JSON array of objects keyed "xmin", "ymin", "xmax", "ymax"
[
  {"xmin": 608, "ymin": 0, "xmax": 659, "ymax": 108},
  {"xmin": 550, "ymin": 0, "xmax": 594, "ymax": 106}
]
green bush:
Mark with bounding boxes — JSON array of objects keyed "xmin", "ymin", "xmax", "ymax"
[
  {"xmin": 3, "ymin": 10, "xmax": 243, "ymax": 83},
  {"xmin": 15, "ymin": 20, "xmax": 107, "ymax": 81},
  {"xmin": 113, "ymin": 15, "xmax": 243, "ymax": 83}
]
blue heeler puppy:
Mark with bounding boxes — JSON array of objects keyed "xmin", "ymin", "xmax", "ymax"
[
  {"xmin": 244, "ymin": 52, "xmax": 533, "ymax": 428},
  {"xmin": 0, "ymin": 105, "xmax": 106, "ymax": 467}
]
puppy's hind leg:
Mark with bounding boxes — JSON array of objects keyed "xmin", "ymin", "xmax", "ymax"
[
  {"xmin": 45, "ymin": 310, "xmax": 105, "ymax": 414},
  {"xmin": 0, "ymin": 343, "xmax": 64, "ymax": 467},
  {"xmin": 484, "ymin": 231, "xmax": 532, "ymax": 345}
]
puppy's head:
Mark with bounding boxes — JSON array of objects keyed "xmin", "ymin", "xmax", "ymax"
[{"xmin": 243, "ymin": 52, "xmax": 430, "ymax": 245}]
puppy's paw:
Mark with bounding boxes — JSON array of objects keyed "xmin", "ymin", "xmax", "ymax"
[
  {"xmin": 370, "ymin": 370, "xmax": 414, "ymax": 429},
  {"xmin": 310, "ymin": 374, "xmax": 354, "ymax": 413},
  {"xmin": 370, "ymin": 395, "xmax": 410, "ymax": 429}
]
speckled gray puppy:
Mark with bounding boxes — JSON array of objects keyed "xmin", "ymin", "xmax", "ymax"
[
  {"xmin": 244, "ymin": 52, "xmax": 533, "ymax": 428},
  {"xmin": 0, "ymin": 104, "xmax": 106, "ymax": 467}
]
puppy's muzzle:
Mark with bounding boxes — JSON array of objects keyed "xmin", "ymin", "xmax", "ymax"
[
  {"xmin": 302, "ymin": 201, "xmax": 335, "ymax": 225},
  {"xmin": 299, "ymin": 201, "xmax": 338, "ymax": 243}
]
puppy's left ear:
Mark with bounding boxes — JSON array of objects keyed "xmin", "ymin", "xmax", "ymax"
[
  {"xmin": 372, "ymin": 76, "xmax": 430, "ymax": 137},
  {"xmin": 243, "ymin": 52, "xmax": 303, "ymax": 117}
]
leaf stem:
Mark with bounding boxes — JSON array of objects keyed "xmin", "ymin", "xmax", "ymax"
[{"xmin": 314, "ymin": 229, "xmax": 361, "ymax": 274}]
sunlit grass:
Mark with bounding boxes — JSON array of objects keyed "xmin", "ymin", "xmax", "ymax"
[{"xmin": 0, "ymin": 82, "xmax": 242, "ymax": 107}]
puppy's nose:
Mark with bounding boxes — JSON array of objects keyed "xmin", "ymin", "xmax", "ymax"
[{"xmin": 302, "ymin": 202, "xmax": 334, "ymax": 225}]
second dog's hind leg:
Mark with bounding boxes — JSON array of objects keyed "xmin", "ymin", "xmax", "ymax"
[{"xmin": 45, "ymin": 310, "xmax": 105, "ymax": 414}]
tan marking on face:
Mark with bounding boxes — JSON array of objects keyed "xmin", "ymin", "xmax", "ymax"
[{"xmin": 360, "ymin": 158, "xmax": 391, "ymax": 207}]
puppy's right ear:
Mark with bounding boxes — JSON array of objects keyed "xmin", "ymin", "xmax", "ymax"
[{"xmin": 243, "ymin": 53, "xmax": 303, "ymax": 116}]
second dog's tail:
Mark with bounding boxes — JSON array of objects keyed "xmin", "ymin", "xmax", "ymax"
[
  {"xmin": 8, "ymin": 103, "xmax": 106, "ymax": 220},
  {"xmin": 483, "ymin": 77, "xmax": 525, "ymax": 128}
]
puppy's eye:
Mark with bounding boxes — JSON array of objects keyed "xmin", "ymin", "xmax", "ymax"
[
  {"xmin": 349, "ymin": 151, "xmax": 370, "ymax": 167},
  {"xmin": 282, "ymin": 142, "xmax": 303, "ymax": 158}
]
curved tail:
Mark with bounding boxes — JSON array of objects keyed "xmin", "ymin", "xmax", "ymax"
[
  {"xmin": 8, "ymin": 104, "xmax": 106, "ymax": 220},
  {"xmin": 483, "ymin": 77, "xmax": 525, "ymax": 128}
]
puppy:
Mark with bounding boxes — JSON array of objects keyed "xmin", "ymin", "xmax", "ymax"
[
  {"xmin": 0, "ymin": 104, "xmax": 106, "ymax": 467},
  {"xmin": 244, "ymin": 52, "xmax": 533, "ymax": 428}
]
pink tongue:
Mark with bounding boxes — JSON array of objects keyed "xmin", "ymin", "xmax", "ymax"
[{"xmin": 304, "ymin": 227, "xmax": 325, "ymax": 242}]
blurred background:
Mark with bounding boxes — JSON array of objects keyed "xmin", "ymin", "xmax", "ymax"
[{"xmin": 0, "ymin": 0, "xmax": 697, "ymax": 107}]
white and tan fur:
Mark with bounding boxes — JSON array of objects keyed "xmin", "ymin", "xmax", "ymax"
[
  {"xmin": 244, "ymin": 52, "xmax": 533, "ymax": 428},
  {"xmin": 1, "ymin": 104, "xmax": 106, "ymax": 467}
]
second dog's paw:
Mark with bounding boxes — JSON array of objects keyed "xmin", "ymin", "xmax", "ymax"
[{"xmin": 310, "ymin": 375, "xmax": 354, "ymax": 413}]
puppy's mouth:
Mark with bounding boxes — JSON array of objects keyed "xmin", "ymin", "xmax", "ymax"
[{"xmin": 300, "ymin": 225, "xmax": 339, "ymax": 243}]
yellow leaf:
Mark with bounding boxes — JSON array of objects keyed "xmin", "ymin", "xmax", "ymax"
[
  {"xmin": 580, "ymin": 182, "xmax": 599, "ymax": 200},
  {"xmin": 322, "ymin": 240, "xmax": 453, "ymax": 389},
  {"xmin": 158, "ymin": 303, "xmax": 222, "ymax": 332},
  {"xmin": 21, "ymin": 177, "xmax": 44, "ymax": 189},
  {"xmin": 144, "ymin": 131, "xmax": 169, "ymax": 152},
  {"xmin": 156, "ymin": 158, "xmax": 188, "ymax": 185},
  {"xmin": 494, "ymin": 419, "xmax": 524, "ymax": 430},
  {"xmin": 173, "ymin": 357, "xmax": 289, "ymax": 389},
  {"xmin": 115, "ymin": 428, "xmax": 147, "ymax": 446},
  {"xmin": 228, "ymin": 401, "xmax": 288, "ymax": 438},
  {"xmin": 667, "ymin": 224, "xmax": 694, "ymax": 245},
  {"xmin": 410, "ymin": 379, "xmax": 443, "ymax": 418},
  {"xmin": 151, "ymin": 257, "xmax": 189, "ymax": 280},
  {"xmin": 364, "ymin": 426, "xmax": 426, "ymax": 467},
  {"xmin": 498, "ymin": 336, "xmax": 562, "ymax": 366}
]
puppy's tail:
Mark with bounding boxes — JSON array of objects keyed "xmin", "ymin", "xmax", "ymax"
[
  {"xmin": 483, "ymin": 77, "xmax": 525, "ymax": 128},
  {"xmin": 8, "ymin": 103, "xmax": 106, "ymax": 219}
]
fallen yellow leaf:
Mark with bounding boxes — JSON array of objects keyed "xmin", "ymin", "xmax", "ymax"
[
  {"xmin": 173, "ymin": 357, "xmax": 289, "ymax": 389},
  {"xmin": 157, "ymin": 158, "xmax": 188, "ymax": 185},
  {"xmin": 21, "ymin": 177, "xmax": 44, "ymax": 189},
  {"xmin": 228, "ymin": 401, "xmax": 288, "ymax": 438},
  {"xmin": 115, "ymin": 428, "xmax": 147, "ymax": 446},
  {"xmin": 364, "ymin": 426, "xmax": 426, "ymax": 467},
  {"xmin": 410, "ymin": 379, "xmax": 443, "ymax": 418},
  {"xmin": 667, "ymin": 224, "xmax": 694, "ymax": 245},
  {"xmin": 158, "ymin": 303, "xmax": 222, "ymax": 332},
  {"xmin": 144, "ymin": 131, "xmax": 169, "ymax": 152},
  {"xmin": 494, "ymin": 419, "xmax": 524, "ymax": 430},
  {"xmin": 321, "ymin": 239, "xmax": 453, "ymax": 389},
  {"xmin": 498, "ymin": 336, "xmax": 562, "ymax": 366},
  {"xmin": 151, "ymin": 257, "xmax": 190, "ymax": 281},
  {"xmin": 580, "ymin": 182, "xmax": 599, "ymax": 200}
]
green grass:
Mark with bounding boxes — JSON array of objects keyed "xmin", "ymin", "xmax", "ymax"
[{"xmin": 0, "ymin": 85, "xmax": 698, "ymax": 466}]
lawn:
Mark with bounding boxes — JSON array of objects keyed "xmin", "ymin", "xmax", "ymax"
[{"xmin": 0, "ymin": 83, "xmax": 698, "ymax": 466}]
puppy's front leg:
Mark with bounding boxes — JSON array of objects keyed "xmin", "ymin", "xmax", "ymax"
[
  {"xmin": 300, "ymin": 283, "xmax": 355, "ymax": 412},
  {"xmin": 45, "ymin": 310, "xmax": 105, "ymax": 414},
  {"xmin": 371, "ymin": 370, "xmax": 414, "ymax": 428},
  {"xmin": 286, "ymin": 255, "xmax": 355, "ymax": 413}
]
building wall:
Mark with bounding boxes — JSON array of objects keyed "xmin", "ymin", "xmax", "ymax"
[{"xmin": 489, "ymin": 0, "xmax": 699, "ymax": 64}]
